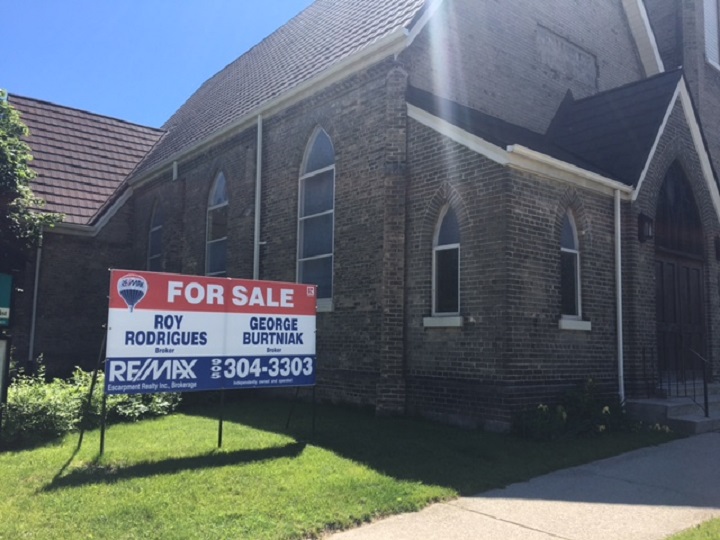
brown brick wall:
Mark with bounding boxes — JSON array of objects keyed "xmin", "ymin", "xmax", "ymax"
[{"xmin": 400, "ymin": 0, "xmax": 645, "ymax": 133}]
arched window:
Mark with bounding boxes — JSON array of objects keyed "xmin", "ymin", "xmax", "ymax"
[
  {"xmin": 560, "ymin": 211, "xmax": 581, "ymax": 317},
  {"xmin": 298, "ymin": 129, "xmax": 335, "ymax": 303},
  {"xmin": 656, "ymin": 163, "xmax": 703, "ymax": 257},
  {"xmin": 206, "ymin": 172, "xmax": 228, "ymax": 277},
  {"xmin": 147, "ymin": 202, "xmax": 164, "ymax": 271},
  {"xmin": 433, "ymin": 206, "xmax": 460, "ymax": 315}
]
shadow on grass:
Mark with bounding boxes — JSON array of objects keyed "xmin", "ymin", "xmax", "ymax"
[
  {"xmin": 42, "ymin": 441, "xmax": 306, "ymax": 492},
  {"xmin": 183, "ymin": 397, "xmax": 677, "ymax": 497}
]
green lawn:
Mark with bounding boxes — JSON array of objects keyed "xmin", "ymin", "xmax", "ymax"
[
  {"xmin": 0, "ymin": 398, "xmax": 675, "ymax": 539},
  {"xmin": 669, "ymin": 519, "xmax": 720, "ymax": 540}
]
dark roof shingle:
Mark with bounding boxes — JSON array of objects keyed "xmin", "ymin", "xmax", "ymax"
[
  {"xmin": 549, "ymin": 69, "xmax": 683, "ymax": 186},
  {"xmin": 134, "ymin": 0, "xmax": 426, "ymax": 176},
  {"xmin": 9, "ymin": 95, "xmax": 164, "ymax": 225},
  {"xmin": 408, "ymin": 70, "xmax": 684, "ymax": 186}
]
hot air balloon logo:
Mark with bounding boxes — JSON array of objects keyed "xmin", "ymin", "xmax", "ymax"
[{"xmin": 117, "ymin": 274, "xmax": 148, "ymax": 312}]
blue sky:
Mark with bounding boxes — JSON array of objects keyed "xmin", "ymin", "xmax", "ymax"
[{"xmin": 3, "ymin": 0, "xmax": 315, "ymax": 128}]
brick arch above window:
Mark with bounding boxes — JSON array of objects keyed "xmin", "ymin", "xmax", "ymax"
[
  {"xmin": 421, "ymin": 182, "xmax": 471, "ymax": 248},
  {"xmin": 421, "ymin": 183, "xmax": 470, "ymax": 328},
  {"xmin": 555, "ymin": 188, "xmax": 590, "ymax": 250},
  {"xmin": 556, "ymin": 192, "xmax": 591, "ymax": 331}
]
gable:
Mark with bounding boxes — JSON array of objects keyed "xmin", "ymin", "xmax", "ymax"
[
  {"xmin": 549, "ymin": 70, "xmax": 682, "ymax": 186},
  {"xmin": 634, "ymin": 81, "xmax": 720, "ymax": 219}
]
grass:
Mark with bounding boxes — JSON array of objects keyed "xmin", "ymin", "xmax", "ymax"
[
  {"xmin": 0, "ymin": 398, "xmax": 676, "ymax": 539},
  {"xmin": 669, "ymin": 519, "xmax": 720, "ymax": 539}
]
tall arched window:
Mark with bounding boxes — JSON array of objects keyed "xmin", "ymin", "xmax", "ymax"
[
  {"xmin": 206, "ymin": 172, "xmax": 228, "ymax": 277},
  {"xmin": 433, "ymin": 206, "xmax": 460, "ymax": 315},
  {"xmin": 560, "ymin": 211, "xmax": 581, "ymax": 318},
  {"xmin": 298, "ymin": 129, "xmax": 335, "ymax": 304},
  {"xmin": 147, "ymin": 202, "xmax": 164, "ymax": 271}
]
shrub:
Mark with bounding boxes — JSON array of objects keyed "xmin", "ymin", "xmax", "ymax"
[
  {"xmin": 1, "ymin": 366, "xmax": 181, "ymax": 447},
  {"xmin": 561, "ymin": 378, "xmax": 629, "ymax": 437},
  {"xmin": 1, "ymin": 366, "xmax": 82, "ymax": 445},
  {"xmin": 513, "ymin": 379, "xmax": 629, "ymax": 440},
  {"xmin": 513, "ymin": 403, "xmax": 567, "ymax": 440}
]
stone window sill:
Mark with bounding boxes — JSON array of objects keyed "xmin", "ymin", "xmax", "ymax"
[
  {"xmin": 423, "ymin": 316, "xmax": 463, "ymax": 328},
  {"xmin": 316, "ymin": 300, "xmax": 333, "ymax": 313},
  {"xmin": 558, "ymin": 318, "xmax": 592, "ymax": 331}
]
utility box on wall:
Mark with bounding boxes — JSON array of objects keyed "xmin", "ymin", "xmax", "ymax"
[{"xmin": 0, "ymin": 274, "xmax": 11, "ymax": 328}]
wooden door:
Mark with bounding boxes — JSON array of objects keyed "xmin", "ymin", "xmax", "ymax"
[{"xmin": 656, "ymin": 257, "xmax": 705, "ymax": 382}]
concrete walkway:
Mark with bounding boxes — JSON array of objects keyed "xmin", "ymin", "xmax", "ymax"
[{"xmin": 329, "ymin": 432, "xmax": 720, "ymax": 540}]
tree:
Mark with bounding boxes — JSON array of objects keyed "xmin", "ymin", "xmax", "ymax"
[{"xmin": 0, "ymin": 89, "xmax": 61, "ymax": 272}]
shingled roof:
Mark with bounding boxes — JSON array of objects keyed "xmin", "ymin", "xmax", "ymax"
[
  {"xmin": 549, "ymin": 69, "xmax": 683, "ymax": 186},
  {"xmin": 9, "ymin": 95, "xmax": 164, "ymax": 225},
  {"xmin": 408, "ymin": 70, "xmax": 685, "ymax": 187},
  {"xmin": 134, "ymin": 0, "xmax": 427, "ymax": 177}
]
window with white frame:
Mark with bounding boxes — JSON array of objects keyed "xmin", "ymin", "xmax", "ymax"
[
  {"xmin": 147, "ymin": 202, "xmax": 163, "ymax": 271},
  {"xmin": 433, "ymin": 206, "xmax": 460, "ymax": 315},
  {"xmin": 298, "ymin": 129, "xmax": 335, "ymax": 303},
  {"xmin": 705, "ymin": 0, "xmax": 720, "ymax": 67},
  {"xmin": 560, "ymin": 211, "xmax": 581, "ymax": 318},
  {"xmin": 206, "ymin": 172, "xmax": 228, "ymax": 277}
]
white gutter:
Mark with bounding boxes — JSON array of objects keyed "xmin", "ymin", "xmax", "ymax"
[
  {"xmin": 253, "ymin": 115, "xmax": 263, "ymax": 280},
  {"xmin": 615, "ymin": 190, "xmax": 625, "ymax": 403},
  {"xmin": 28, "ymin": 241, "xmax": 42, "ymax": 364},
  {"xmin": 408, "ymin": 103, "xmax": 636, "ymax": 198},
  {"xmin": 507, "ymin": 145, "xmax": 634, "ymax": 197}
]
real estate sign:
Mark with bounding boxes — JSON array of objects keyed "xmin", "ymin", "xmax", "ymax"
[
  {"xmin": 0, "ymin": 274, "xmax": 12, "ymax": 327},
  {"xmin": 105, "ymin": 270, "xmax": 317, "ymax": 395}
]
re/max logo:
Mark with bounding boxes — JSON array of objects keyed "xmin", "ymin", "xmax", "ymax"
[{"xmin": 108, "ymin": 359, "xmax": 198, "ymax": 382}]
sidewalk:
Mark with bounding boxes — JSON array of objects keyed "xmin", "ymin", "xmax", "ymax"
[{"xmin": 329, "ymin": 432, "xmax": 720, "ymax": 540}]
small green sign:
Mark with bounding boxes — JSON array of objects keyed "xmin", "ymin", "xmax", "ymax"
[{"xmin": 0, "ymin": 273, "xmax": 11, "ymax": 327}]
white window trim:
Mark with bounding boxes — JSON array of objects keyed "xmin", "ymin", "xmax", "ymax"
[
  {"xmin": 206, "ymin": 173, "xmax": 229, "ymax": 277},
  {"xmin": 296, "ymin": 131, "xmax": 335, "ymax": 305},
  {"xmin": 560, "ymin": 246, "xmax": 581, "ymax": 319},
  {"xmin": 432, "ymin": 205, "xmax": 460, "ymax": 317},
  {"xmin": 561, "ymin": 213, "xmax": 582, "ymax": 319},
  {"xmin": 705, "ymin": 0, "xmax": 720, "ymax": 71},
  {"xmin": 432, "ymin": 243, "xmax": 461, "ymax": 316},
  {"xmin": 147, "ymin": 205, "xmax": 163, "ymax": 271}
]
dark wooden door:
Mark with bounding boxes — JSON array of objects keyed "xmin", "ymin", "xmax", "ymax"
[{"xmin": 656, "ymin": 256, "xmax": 705, "ymax": 381}]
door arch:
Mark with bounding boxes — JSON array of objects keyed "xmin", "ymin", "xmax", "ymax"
[{"xmin": 655, "ymin": 162, "xmax": 706, "ymax": 384}]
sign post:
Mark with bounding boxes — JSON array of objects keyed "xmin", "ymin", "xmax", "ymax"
[
  {"xmin": 0, "ymin": 337, "xmax": 10, "ymax": 438},
  {"xmin": 104, "ymin": 270, "xmax": 317, "ymax": 452}
]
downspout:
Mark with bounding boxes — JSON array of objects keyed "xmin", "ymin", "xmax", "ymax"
[
  {"xmin": 28, "ymin": 238, "xmax": 43, "ymax": 364},
  {"xmin": 615, "ymin": 190, "xmax": 625, "ymax": 402},
  {"xmin": 253, "ymin": 115, "xmax": 263, "ymax": 280}
]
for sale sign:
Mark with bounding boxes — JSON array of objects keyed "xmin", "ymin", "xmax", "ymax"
[{"xmin": 105, "ymin": 270, "xmax": 316, "ymax": 395}]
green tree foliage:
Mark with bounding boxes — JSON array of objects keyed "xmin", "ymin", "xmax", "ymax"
[{"xmin": 0, "ymin": 89, "xmax": 61, "ymax": 272}]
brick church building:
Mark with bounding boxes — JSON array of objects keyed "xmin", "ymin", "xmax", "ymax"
[{"xmin": 7, "ymin": 0, "xmax": 720, "ymax": 429}]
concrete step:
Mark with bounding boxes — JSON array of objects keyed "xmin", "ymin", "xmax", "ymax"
[
  {"xmin": 626, "ymin": 396, "xmax": 720, "ymax": 419},
  {"xmin": 626, "ymin": 392, "xmax": 720, "ymax": 436},
  {"xmin": 666, "ymin": 413, "xmax": 720, "ymax": 435},
  {"xmin": 654, "ymin": 382, "xmax": 720, "ymax": 398}
]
